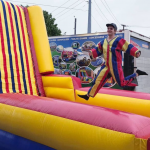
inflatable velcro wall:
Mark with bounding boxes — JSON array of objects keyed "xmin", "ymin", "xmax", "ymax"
[
  {"xmin": 0, "ymin": 1, "xmax": 150, "ymax": 150},
  {"xmin": 0, "ymin": 1, "xmax": 38, "ymax": 95}
]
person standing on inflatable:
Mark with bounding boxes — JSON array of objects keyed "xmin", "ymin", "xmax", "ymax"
[{"xmin": 78, "ymin": 23, "xmax": 148, "ymax": 100}]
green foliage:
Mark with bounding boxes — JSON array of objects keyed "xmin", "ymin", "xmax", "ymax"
[
  {"xmin": 21, "ymin": 5, "xmax": 29, "ymax": 7},
  {"xmin": 43, "ymin": 11, "xmax": 61, "ymax": 36}
]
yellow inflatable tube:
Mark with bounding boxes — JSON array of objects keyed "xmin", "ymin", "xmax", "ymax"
[
  {"xmin": 27, "ymin": 6, "xmax": 54, "ymax": 74},
  {"xmin": 76, "ymin": 90, "xmax": 150, "ymax": 118},
  {"xmin": 0, "ymin": 103, "xmax": 147, "ymax": 150}
]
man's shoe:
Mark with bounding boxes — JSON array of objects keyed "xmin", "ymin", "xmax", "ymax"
[
  {"xmin": 78, "ymin": 94, "xmax": 89, "ymax": 100},
  {"xmin": 136, "ymin": 69, "xmax": 148, "ymax": 76}
]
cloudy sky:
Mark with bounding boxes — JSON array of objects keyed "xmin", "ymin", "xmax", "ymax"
[{"xmin": 8, "ymin": 0, "xmax": 150, "ymax": 37}]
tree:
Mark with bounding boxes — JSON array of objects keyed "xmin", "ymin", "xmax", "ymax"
[{"xmin": 43, "ymin": 11, "xmax": 61, "ymax": 36}]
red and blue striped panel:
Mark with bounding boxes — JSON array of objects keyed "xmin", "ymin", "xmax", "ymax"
[{"xmin": 0, "ymin": 1, "xmax": 38, "ymax": 95}]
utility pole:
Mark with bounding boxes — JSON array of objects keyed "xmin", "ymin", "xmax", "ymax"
[
  {"xmin": 87, "ymin": 0, "xmax": 91, "ymax": 33},
  {"xmin": 121, "ymin": 24, "xmax": 126, "ymax": 30},
  {"xmin": 74, "ymin": 17, "xmax": 77, "ymax": 35}
]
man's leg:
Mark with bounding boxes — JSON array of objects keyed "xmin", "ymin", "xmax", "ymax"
[
  {"xmin": 78, "ymin": 65, "xmax": 110, "ymax": 100},
  {"xmin": 112, "ymin": 66, "xmax": 148, "ymax": 87},
  {"xmin": 123, "ymin": 69, "xmax": 148, "ymax": 87},
  {"xmin": 123, "ymin": 73, "xmax": 138, "ymax": 87}
]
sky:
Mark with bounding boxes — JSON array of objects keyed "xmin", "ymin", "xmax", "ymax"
[{"xmin": 7, "ymin": 0, "xmax": 150, "ymax": 37}]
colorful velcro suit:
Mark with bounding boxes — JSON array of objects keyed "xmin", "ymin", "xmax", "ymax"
[
  {"xmin": 88, "ymin": 37, "xmax": 140, "ymax": 97},
  {"xmin": 0, "ymin": 1, "xmax": 38, "ymax": 95}
]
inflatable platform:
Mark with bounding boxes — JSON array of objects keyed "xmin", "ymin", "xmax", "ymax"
[{"xmin": 0, "ymin": 1, "xmax": 150, "ymax": 150}]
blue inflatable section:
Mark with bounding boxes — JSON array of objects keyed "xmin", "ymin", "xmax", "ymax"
[{"xmin": 0, "ymin": 130, "xmax": 55, "ymax": 150}]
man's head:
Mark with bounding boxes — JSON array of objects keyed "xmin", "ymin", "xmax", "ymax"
[{"xmin": 106, "ymin": 23, "xmax": 117, "ymax": 36}]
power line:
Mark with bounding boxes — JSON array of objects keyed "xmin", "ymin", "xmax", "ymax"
[
  {"xmin": 55, "ymin": 3, "xmax": 87, "ymax": 35},
  {"xmin": 93, "ymin": 3, "xmax": 108, "ymax": 23},
  {"xmin": 54, "ymin": 0, "xmax": 81, "ymax": 17},
  {"xmin": 56, "ymin": 0, "xmax": 85, "ymax": 19},
  {"xmin": 102, "ymin": 0, "xmax": 121, "ymax": 25},
  {"xmin": 7, "ymin": 0, "xmax": 85, "ymax": 11},
  {"xmin": 57, "ymin": 3, "xmax": 87, "ymax": 23},
  {"xmin": 92, "ymin": 14, "xmax": 104, "ymax": 31},
  {"xmin": 51, "ymin": 0, "xmax": 71, "ymax": 13},
  {"xmin": 93, "ymin": 0, "xmax": 110, "ymax": 22}
]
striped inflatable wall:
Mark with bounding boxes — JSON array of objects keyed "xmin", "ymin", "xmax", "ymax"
[{"xmin": 0, "ymin": 0, "xmax": 38, "ymax": 95}]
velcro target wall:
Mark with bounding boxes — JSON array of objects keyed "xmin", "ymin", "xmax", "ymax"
[
  {"xmin": 0, "ymin": 0, "xmax": 38, "ymax": 95},
  {"xmin": 0, "ymin": 1, "xmax": 150, "ymax": 150}
]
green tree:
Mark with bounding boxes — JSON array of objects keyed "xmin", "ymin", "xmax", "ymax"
[{"xmin": 43, "ymin": 11, "xmax": 61, "ymax": 36}]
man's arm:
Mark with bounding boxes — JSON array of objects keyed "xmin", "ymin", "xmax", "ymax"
[
  {"xmin": 121, "ymin": 39, "xmax": 141, "ymax": 58},
  {"xmin": 89, "ymin": 42, "xmax": 103, "ymax": 59}
]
